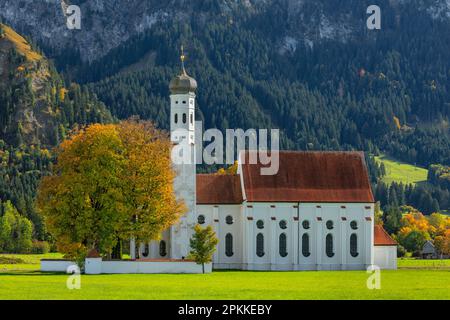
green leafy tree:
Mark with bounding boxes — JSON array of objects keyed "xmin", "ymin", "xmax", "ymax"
[
  {"xmin": 0, "ymin": 200, "xmax": 32, "ymax": 253},
  {"xmin": 384, "ymin": 206, "xmax": 402, "ymax": 234},
  {"xmin": 188, "ymin": 225, "xmax": 219, "ymax": 274}
]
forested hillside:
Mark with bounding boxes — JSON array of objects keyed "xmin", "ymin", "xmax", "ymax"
[
  {"xmin": 68, "ymin": 1, "xmax": 449, "ymax": 168},
  {"xmin": 0, "ymin": 24, "xmax": 113, "ymax": 239},
  {"xmin": 0, "ymin": 0, "xmax": 449, "ymax": 241}
]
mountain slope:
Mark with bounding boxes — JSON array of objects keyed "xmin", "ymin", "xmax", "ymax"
[
  {"xmin": 1, "ymin": 1, "xmax": 448, "ymax": 168},
  {"xmin": 0, "ymin": 24, "xmax": 113, "ymax": 238}
]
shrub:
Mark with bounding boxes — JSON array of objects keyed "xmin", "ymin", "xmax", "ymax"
[
  {"xmin": 397, "ymin": 245, "xmax": 407, "ymax": 257},
  {"xmin": 31, "ymin": 240, "xmax": 50, "ymax": 254}
]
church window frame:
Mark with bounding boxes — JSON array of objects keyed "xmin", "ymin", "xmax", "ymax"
[
  {"xmin": 256, "ymin": 220, "xmax": 264, "ymax": 229},
  {"xmin": 326, "ymin": 233, "xmax": 334, "ymax": 258},
  {"xmin": 159, "ymin": 240, "xmax": 167, "ymax": 257},
  {"xmin": 197, "ymin": 215, "xmax": 205, "ymax": 225},
  {"xmin": 256, "ymin": 233, "xmax": 265, "ymax": 257},
  {"xmin": 174, "ymin": 113, "xmax": 178, "ymax": 124},
  {"xmin": 302, "ymin": 220, "xmax": 310, "ymax": 229},
  {"xmin": 142, "ymin": 243, "xmax": 149, "ymax": 258},
  {"xmin": 182, "ymin": 113, "xmax": 187, "ymax": 124},
  {"xmin": 279, "ymin": 233, "xmax": 288, "ymax": 257},
  {"xmin": 225, "ymin": 233, "xmax": 234, "ymax": 257},
  {"xmin": 350, "ymin": 234, "xmax": 359, "ymax": 257},
  {"xmin": 302, "ymin": 233, "xmax": 311, "ymax": 257},
  {"xmin": 326, "ymin": 220, "xmax": 334, "ymax": 230}
]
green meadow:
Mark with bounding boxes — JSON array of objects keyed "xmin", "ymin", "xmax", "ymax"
[
  {"xmin": 374, "ymin": 154, "xmax": 428, "ymax": 186},
  {"xmin": 0, "ymin": 254, "xmax": 449, "ymax": 300}
]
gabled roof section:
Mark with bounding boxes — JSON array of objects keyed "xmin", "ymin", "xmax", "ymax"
[
  {"xmin": 374, "ymin": 225, "xmax": 397, "ymax": 246},
  {"xmin": 240, "ymin": 151, "xmax": 374, "ymax": 203},
  {"xmin": 196, "ymin": 174, "xmax": 243, "ymax": 204}
]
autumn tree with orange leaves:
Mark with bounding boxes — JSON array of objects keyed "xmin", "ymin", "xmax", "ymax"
[{"xmin": 37, "ymin": 120, "xmax": 185, "ymax": 262}]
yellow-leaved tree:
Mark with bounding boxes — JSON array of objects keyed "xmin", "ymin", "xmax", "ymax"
[{"xmin": 37, "ymin": 120, "xmax": 185, "ymax": 263}]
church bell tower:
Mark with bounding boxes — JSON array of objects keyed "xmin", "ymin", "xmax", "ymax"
[{"xmin": 168, "ymin": 46, "xmax": 197, "ymax": 259}]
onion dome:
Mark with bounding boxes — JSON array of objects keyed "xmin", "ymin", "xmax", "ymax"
[
  {"xmin": 169, "ymin": 45, "xmax": 197, "ymax": 94},
  {"xmin": 169, "ymin": 68, "xmax": 197, "ymax": 94}
]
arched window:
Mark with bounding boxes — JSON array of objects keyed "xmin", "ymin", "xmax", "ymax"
[
  {"xmin": 142, "ymin": 243, "xmax": 149, "ymax": 257},
  {"xmin": 225, "ymin": 233, "xmax": 233, "ymax": 257},
  {"xmin": 256, "ymin": 233, "xmax": 265, "ymax": 257},
  {"xmin": 326, "ymin": 234, "xmax": 334, "ymax": 257},
  {"xmin": 182, "ymin": 113, "xmax": 187, "ymax": 124},
  {"xmin": 226, "ymin": 215, "xmax": 234, "ymax": 225},
  {"xmin": 159, "ymin": 240, "xmax": 167, "ymax": 257},
  {"xmin": 190, "ymin": 113, "xmax": 193, "ymax": 124},
  {"xmin": 174, "ymin": 113, "xmax": 178, "ymax": 124},
  {"xmin": 350, "ymin": 234, "xmax": 358, "ymax": 257},
  {"xmin": 302, "ymin": 220, "xmax": 310, "ymax": 229},
  {"xmin": 279, "ymin": 220, "xmax": 287, "ymax": 229},
  {"xmin": 279, "ymin": 233, "xmax": 288, "ymax": 257},
  {"xmin": 302, "ymin": 233, "xmax": 311, "ymax": 257},
  {"xmin": 197, "ymin": 215, "xmax": 205, "ymax": 225}
]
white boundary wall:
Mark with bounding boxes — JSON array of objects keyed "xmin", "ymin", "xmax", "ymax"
[
  {"xmin": 41, "ymin": 260, "xmax": 77, "ymax": 272},
  {"xmin": 41, "ymin": 259, "xmax": 212, "ymax": 274}
]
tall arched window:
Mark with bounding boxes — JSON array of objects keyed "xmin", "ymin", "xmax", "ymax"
[
  {"xmin": 159, "ymin": 240, "xmax": 167, "ymax": 257},
  {"xmin": 142, "ymin": 243, "xmax": 149, "ymax": 257},
  {"xmin": 350, "ymin": 234, "xmax": 358, "ymax": 257},
  {"xmin": 174, "ymin": 113, "xmax": 178, "ymax": 124},
  {"xmin": 182, "ymin": 113, "xmax": 187, "ymax": 124},
  {"xmin": 302, "ymin": 233, "xmax": 311, "ymax": 257},
  {"xmin": 256, "ymin": 233, "xmax": 265, "ymax": 257},
  {"xmin": 190, "ymin": 113, "xmax": 193, "ymax": 124},
  {"xmin": 326, "ymin": 234, "xmax": 334, "ymax": 257},
  {"xmin": 225, "ymin": 233, "xmax": 233, "ymax": 257},
  {"xmin": 279, "ymin": 233, "xmax": 288, "ymax": 257}
]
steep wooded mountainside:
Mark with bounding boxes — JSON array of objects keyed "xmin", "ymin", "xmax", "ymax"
[{"xmin": 0, "ymin": 23, "xmax": 113, "ymax": 238}]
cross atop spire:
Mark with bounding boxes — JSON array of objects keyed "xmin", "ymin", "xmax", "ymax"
[{"xmin": 180, "ymin": 45, "xmax": 186, "ymax": 75}]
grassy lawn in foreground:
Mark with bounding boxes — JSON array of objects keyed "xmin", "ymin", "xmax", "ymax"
[
  {"xmin": 375, "ymin": 154, "xmax": 428, "ymax": 185},
  {"xmin": 0, "ymin": 254, "xmax": 449, "ymax": 300}
]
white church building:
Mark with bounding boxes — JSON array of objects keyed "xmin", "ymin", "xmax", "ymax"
[{"xmin": 131, "ymin": 59, "xmax": 398, "ymax": 271}]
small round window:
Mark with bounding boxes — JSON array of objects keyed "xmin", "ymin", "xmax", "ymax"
[
  {"xmin": 302, "ymin": 220, "xmax": 310, "ymax": 229},
  {"xmin": 197, "ymin": 215, "xmax": 205, "ymax": 225},
  {"xmin": 279, "ymin": 220, "xmax": 287, "ymax": 229},
  {"xmin": 226, "ymin": 215, "xmax": 234, "ymax": 225},
  {"xmin": 256, "ymin": 220, "xmax": 264, "ymax": 229},
  {"xmin": 350, "ymin": 220, "xmax": 358, "ymax": 230},
  {"xmin": 326, "ymin": 220, "xmax": 334, "ymax": 230}
]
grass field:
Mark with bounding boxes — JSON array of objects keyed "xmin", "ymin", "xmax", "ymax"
[
  {"xmin": 375, "ymin": 154, "xmax": 428, "ymax": 185},
  {"xmin": 0, "ymin": 254, "xmax": 449, "ymax": 300}
]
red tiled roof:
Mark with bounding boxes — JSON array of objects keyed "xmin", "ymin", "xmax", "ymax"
[
  {"xmin": 374, "ymin": 225, "xmax": 397, "ymax": 246},
  {"xmin": 196, "ymin": 174, "xmax": 243, "ymax": 204},
  {"xmin": 241, "ymin": 151, "xmax": 374, "ymax": 203}
]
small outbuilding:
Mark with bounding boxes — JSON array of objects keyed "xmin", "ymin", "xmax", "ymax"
[
  {"xmin": 373, "ymin": 225, "xmax": 398, "ymax": 269},
  {"xmin": 421, "ymin": 240, "xmax": 437, "ymax": 259}
]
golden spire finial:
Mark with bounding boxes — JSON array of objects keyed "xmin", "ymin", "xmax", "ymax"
[{"xmin": 180, "ymin": 45, "xmax": 186, "ymax": 74}]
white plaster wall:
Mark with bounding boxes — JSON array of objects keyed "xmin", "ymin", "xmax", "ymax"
[
  {"xmin": 40, "ymin": 260, "xmax": 77, "ymax": 272},
  {"xmin": 99, "ymin": 260, "xmax": 211, "ymax": 274},
  {"xmin": 374, "ymin": 246, "xmax": 397, "ymax": 270},
  {"xmin": 197, "ymin": 204, "xmax": 243, "ymax": 269},
  {"xmin": 171, "ymin": 201, "xmax": 374, "ymax": 272}
]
